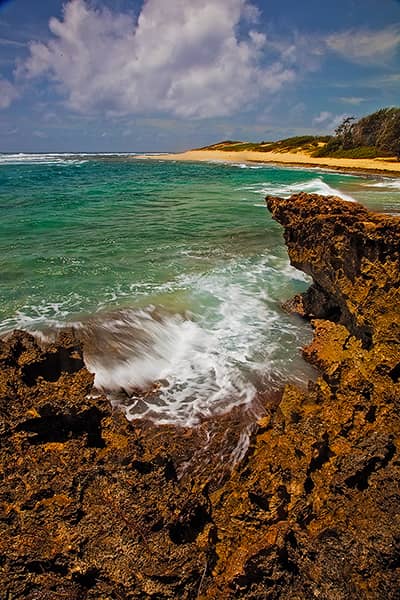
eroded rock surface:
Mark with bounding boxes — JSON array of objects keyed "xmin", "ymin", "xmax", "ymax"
[{"xmin": 1, "ymin": 193, "xmax": 399, "ymax": 599}]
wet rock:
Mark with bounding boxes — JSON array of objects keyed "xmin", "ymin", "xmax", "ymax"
[{"xmin": 0, "ymin": 331, "xmax": 211, "ymax": 599}]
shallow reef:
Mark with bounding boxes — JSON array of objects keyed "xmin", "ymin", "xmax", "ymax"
[{"xmin": 1, "ymin": 192, "xmax": 399, "ymax": 598}]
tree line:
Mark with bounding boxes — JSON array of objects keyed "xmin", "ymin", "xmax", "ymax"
[{"xmin": 316, "ymin": 107, "xmax": 400, "ymax": 159}]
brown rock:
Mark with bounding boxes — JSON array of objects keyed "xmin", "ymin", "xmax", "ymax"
[{"xmin": 1, "ymin": 193, "xmax": 399, "ymax": 598}]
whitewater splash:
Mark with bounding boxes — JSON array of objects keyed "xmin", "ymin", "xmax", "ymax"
[
  {"xmin": 240, "ymin": 177, "xmax": 356, "ymax": 202},
  {"xmin": 2, "ymin": 247, "xmax": 314, "ymax": 428},
  {"xmin": 75, "ymin": 254, "xmax": 314, "ymax": 427},
  {"xmin": 81, "ymin": 307, "xmax": 256, "ymax": 426}
]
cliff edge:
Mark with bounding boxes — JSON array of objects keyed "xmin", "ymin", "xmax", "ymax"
[{"xmin": 1, "ymin": 194, "xmax": 399, "ymax": 599}]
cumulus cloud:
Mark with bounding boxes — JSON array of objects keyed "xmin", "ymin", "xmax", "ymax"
[
  {"xmin": 326, "ymin": 26, "xmax": 400, "ymax": 64},
  {"xmin": 19, "ymin": 0, "xmax": 296, "ymax": 118},
  {"xmin": 0, "ymin": 77, "xmax": 18, "ymax": 109}
]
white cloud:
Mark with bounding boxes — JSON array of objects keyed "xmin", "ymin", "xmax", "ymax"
[
  {"xmin": 313, "ymin": 111, "xmax": 332, "ymax": 124},
  {"xmin": 338, "ymin": 96, "xmax": 366, "ymax": 105},
  {"xmin": 326, "ymin": 26, "xmax": 400, "ymax": 64},
  {"xmin": 19, "ymin": 0, "xmax": 296, "ymax": 118},
  {"xmin": 313, "ymin": 111, "xmax": 348, "ymax": 132},
  {"xmin": 326, "ymin": 113, "xmax": 349, "ymax": 131},
  {"xmin": 0, "ymin": 77, "xmax": 18, "ymax": 109},
  {"xmin": 0, "ymin": 37, "xmax": 26, "ymax": 48}
]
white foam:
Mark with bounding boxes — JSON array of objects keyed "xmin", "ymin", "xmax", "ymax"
[
  {"xmin": 366, "ymin": 179, "xmax": 400, "ymax": 190},
  {"xmin": 280, "ymin": 262, "xmax": 311, "ymax": 282},
  {"xmin": 0, "ymin": 294, "xmax": 83, "ymax": 334},
  {"xmin": 77, "ymin": 254, "xmax": 314, "ymax": 426},
  {"xmin": 0, "ymin": 153, "xmax": 86, "ymax": 166},
  {"xmin": 0, "ymin": 152, "xmax": 138, "ymax": 166},
  {"xmin": 1, "ymin": 251, "xmax": 314, "ymax": 428},
  {"xmin": 83, "ymin": 306, "xmax": 257, "ymax": 427},
  {"xmin": 234, "ymin": 163, "xmax": 264, "ymax": 169},
  {"xmin": 240, "ymin": 177, "xmax": 356, "ymax": 202}
]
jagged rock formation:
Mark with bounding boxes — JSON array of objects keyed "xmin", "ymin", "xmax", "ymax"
[
  {"xmin": 0, "ymin": 330, "xmax": 218, "ymax": 599},
  {"xmin": 209, "ymin": 194, "xmax": 400, "ymax": 598},
  {"xmin": 270, "ymin": 192, "xmax": 400, "ymax": 349},
  {"xmin": 1, "ymin": 193, "xmax": 399, "ymax": 599}
]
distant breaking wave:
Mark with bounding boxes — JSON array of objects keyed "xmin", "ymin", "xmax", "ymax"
[
  {"xmin": 365, "ymin": 179, "xmax": 400, "ymax": 190},
  {"xmin": 0, "ymin": 152, "xmax": 149, "ymax": 166},
  {"xmin": 239, "ymin": 176, "xmax": 356, "ymax": 202}
]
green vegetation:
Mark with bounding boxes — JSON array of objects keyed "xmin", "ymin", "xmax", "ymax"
[
  {"xmin": 196, "ymin": 140, "xmax": 267, "ymax": 151},
  {"xmin": 199, "ymin": 135, "xmax": 331, "ymax": 153},
  {"xmin": 220, "ymin": 142, "xmax": 265, "ymax": 151},
  {"xmin": 196, "ymin": 140, "xmax": 242, "ymax": 150},
  {"xmin": 315, "ymin": 146, "xmax": 383, "ymax": 159},
  {"xmin": 263, "ymin": 135, "xmax": 331, "ymax": 152},
  {"xmin": 199, "ymin": 108, "xmax": 400, "ymax": 160},
  {"xmin": 313, "ymin": 107, "xmax": 400, "ymax": 159}
]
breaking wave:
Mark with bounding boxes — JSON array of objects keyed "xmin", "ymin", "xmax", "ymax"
[
  {"xmin": 0, "ymin": 152, "xmax": 138, "ymax": 166},
  {"xmin": 75, "ymin": 254, "xmax": 314, "ymax": 426},
  {"xmin": 365, "ymin": 179, "xmax": 400, "ymax": 190},
  {"xmin": 240, "ymin": 177, "xmax": 356, "ymax": 202}
]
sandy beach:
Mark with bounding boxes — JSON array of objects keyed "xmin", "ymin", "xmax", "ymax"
[{"xmin": 139, "ymin": 149, "xmax": 400, "ymax": 176}]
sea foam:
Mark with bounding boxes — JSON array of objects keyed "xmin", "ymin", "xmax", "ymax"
[
  {"xmin": 79, "ymin": 254, "xmax": 314, "ymax": 426},
  {"xmin": 240, "ymin": 177, "xmax": 356, "ymax": 202},
  {"xmin": 0, "ymin": 152, "xmax": 135, "ymax": 166},
  {"xmin": 366, "ymin": 179, "xmax": 400, "ymax": 190}
]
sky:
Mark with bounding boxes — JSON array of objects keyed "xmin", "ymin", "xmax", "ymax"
[{"xmin": 0, "ymin": 0, "xmax": 399, "ymax": 151}]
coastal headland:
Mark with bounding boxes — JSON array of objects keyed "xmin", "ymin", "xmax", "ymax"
[
  {"xmin": 1, "ymin": 193, "xmax": 399, "ymax": 598},
  {"xmin": 140, "ymin": 109, "xmax": 400, "ymax": 176}
]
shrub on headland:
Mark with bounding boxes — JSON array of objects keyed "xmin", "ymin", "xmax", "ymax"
[
  {"xmin": 198, "ymin": 136, "xmax": 332, "ymax": 153},
  {"xmin": 262, "ymin": 135, "xmax": 331, "ymax": 152},
  {"xmin": 313, "ymin": 107, "xmax": 400, "ymax": 159},
  {"xmin": 314, "ymin": 145, "xmax": 386, "ymax": 159}
]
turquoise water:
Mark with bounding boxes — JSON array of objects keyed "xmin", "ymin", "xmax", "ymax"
[{"xmin": 1, "ymin": 153, "xmax": 399, "ymax": 424}]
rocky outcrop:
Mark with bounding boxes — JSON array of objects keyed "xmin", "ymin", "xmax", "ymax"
[
  {"xmin": 0, "ymin": 329, "xmax": 219, "ymax": 599},
  {"xmin": 268, "ymin": 192, "xmax": 400, "ymax": 350},
  {"xmin": 1, "ymin": 193, "xmax": 399, "ymax": 599}
]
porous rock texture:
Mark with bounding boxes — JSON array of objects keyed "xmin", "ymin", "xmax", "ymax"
[{"xmin": 1, "ymin": 193, "xmax": 399, "ymax": 599}]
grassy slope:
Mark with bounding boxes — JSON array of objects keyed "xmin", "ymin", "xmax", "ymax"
[{"xmin": 196, "ymin": 136, "xmax": 392, "ymax": 159}]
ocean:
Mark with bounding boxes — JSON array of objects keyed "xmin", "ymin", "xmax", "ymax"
[{"xmin": 1, "ymin": 153, "xmax": 399, "ymax": 426}]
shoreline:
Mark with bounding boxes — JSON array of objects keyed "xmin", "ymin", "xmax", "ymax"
[{"xmin": 137, "ymin": 149, "xmax": 400, "ymax": 177}]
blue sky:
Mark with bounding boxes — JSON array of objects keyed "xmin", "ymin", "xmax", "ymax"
[{"xmin": 0, "ymin": 0, "xmax": 399, "ymax": 151}]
